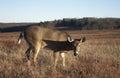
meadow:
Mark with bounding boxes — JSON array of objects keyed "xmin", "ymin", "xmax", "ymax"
[{"xmin": 0, "ymin": 29, "xmax": 120, "ymax": 78}]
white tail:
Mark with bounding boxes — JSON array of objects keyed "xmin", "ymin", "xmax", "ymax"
[
  {"xmin": 17, "ymin": 32, "xmax": 24, "ymax": 44},
  {"xmin": 18, "ymin": 38, "xmax": 22, "ymax": 44}
]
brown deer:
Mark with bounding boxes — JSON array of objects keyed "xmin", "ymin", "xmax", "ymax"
[{"xmin": 18, "ymin": 26, "xmax": 85, "ymax": 67}]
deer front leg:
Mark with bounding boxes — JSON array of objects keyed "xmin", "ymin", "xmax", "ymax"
[
  {"xmin": 60, "ymin": 52, "xmax": 66, "ymax": 67},
  {"xmin": 53, "ymin": 52, "xmax": 59, "ymax": 68}
]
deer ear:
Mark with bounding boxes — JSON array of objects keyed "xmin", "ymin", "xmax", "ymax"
[{"xmin": 67, "ymin": 37, "xmax": 74, "ymax": 42}]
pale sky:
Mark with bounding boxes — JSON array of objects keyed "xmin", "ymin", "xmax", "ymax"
[{"xmin": 0, "ymin": 0, "xmax": 120, "ymax": 22}]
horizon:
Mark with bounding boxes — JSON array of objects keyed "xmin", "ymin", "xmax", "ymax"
[
  {"xmin": 0, "ymin": 0, "xmax": 120, "ymax": 23},
  {"xmin": 0, "ymin": 17, "xmax": 120, "ymax": 23}
]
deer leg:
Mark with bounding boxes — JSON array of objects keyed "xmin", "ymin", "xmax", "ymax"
[
  {"xmin": 60, "ymin": 52, "xmax": 66, "ymax": 67},
  {"xmin": 53, "ymin": 52, "xmax": 59, "ymax": 68},
  {"xmin": 25, "ymin": 47, "xmax": 32, "ymax": 65},
  {"xmin": 33, "ymin": 43, "xmax": 41, "ymax": 64},
  {"xmin": 25, "ymin": 47, "xmax": 32, "ymax": 61}
]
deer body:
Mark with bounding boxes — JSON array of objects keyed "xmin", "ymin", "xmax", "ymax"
[{"xmin": 18, "ymin": 26, "xmax": 85, "ymax": 67}]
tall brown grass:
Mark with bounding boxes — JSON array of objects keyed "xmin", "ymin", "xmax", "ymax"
[{"xmin": 0, "ymin": 30, "xmax": 120, "ymax": 78}]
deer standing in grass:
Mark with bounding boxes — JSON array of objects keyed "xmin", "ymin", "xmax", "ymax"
[{"xmin": 18, "ymin": 26, "xmax": 85, "ymax": 67}]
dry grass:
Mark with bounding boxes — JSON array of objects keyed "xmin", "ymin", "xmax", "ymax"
[{"xmin": 0, "ymin": 30, "xmax": 120, "ymax": 78}]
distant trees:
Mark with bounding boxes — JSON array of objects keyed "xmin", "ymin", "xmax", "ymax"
[
  {"xmin": 39, "ymin": 17, "xmax": 120, "ymax": 30},
  {"xmin": 0, "ymin": 17, "xmax": 120, "ymax": 32}
]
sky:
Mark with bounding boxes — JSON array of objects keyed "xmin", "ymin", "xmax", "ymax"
[{"xmin": 0, "ymin": 0, "xmax": 120, "ymax": 22}]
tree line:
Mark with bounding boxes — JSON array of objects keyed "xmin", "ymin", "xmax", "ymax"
[
  {"xmin": 0, "ymin": 17, "xmax": 120, "ymax": 32},
  {"xmin": 40, "ymin": 17, "xmax": 120, "ymax": 30}
]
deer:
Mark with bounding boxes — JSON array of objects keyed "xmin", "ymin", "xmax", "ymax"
[{"xmin": 18, "ymin": 26, "xmax": 85, "ymax": 67}]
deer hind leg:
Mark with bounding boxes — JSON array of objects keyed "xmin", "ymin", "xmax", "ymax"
[
  {"xmin": 60, "ymin": 52, "xmax": 66, "ymax": 67},
  {"xmin": 25, "ymin": 47, "xmax": 32, "ymax": 65},
  {"xmin": 25, "ymin": 47, "xmax": 32, "ymax": 60},
  {"xmin": 33, "ymin": 43, "xmax": 41, "ymax": 65},
  {"xmin": 53, "ymin": 52, "xmax": 59, "ymax": 68}
]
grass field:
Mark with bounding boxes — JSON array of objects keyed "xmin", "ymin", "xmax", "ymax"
[{"xmin": 0, "ymin": 29, "xmax": 120, "ymax": 78}]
